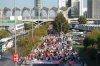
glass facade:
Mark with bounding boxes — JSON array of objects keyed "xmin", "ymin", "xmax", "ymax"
[
  {"xmin": 88, "ymin": 0, "xmax": 100, "ymax": 19},
  {"xmin": 71, "ymin": 0, "xmax": 79, "ymax": 18},
  {"xmin": 34, "ymin": 0, "xmax": 42, "ymax": 17}
]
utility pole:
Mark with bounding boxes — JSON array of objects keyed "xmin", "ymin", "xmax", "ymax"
[
  {"xmin": 14, "ymin": 0, "xmax": 17, "ymax": 66},
  {"xmin": 38, "ymin": 0, "xmax": 42, "ymax": 35}
]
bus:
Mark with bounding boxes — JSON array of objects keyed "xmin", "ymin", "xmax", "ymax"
[{"xmin": 0, "ymin": 37, "xmax": 12, "ymax": 52}]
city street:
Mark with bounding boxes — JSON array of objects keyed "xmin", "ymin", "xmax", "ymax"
[
  {"xmin": 1, "ymin": 0, "xmax": 100, "ymax": 66},
  {"xmin": 0, "ymin": 51, "xmax": 15, "ymax": 66}
]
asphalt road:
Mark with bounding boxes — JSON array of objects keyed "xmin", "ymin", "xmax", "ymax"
[
  {"xmin": 0, "ymin": 51, "xmax": 15, "ymax": 66},
  {"xmin": 29, "ymin": 64, "xmax": 66, "ymax": 66}
]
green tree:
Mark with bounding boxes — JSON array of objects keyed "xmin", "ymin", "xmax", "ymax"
[
  {"xmin": 53, "ymin": 12, "xmax": 69, "ymax": 33},
  {"xmin": 17, "ymin": 36, "xmax": 33, "ymax": 57},
  {"xmin": 78, "ymin": 16, "xmax": 87, "ymax": 24},
  {"xmin": 24, "ymin": 23, "xmax": 32, "ymax": 30},
  {"xmin": 0, "ymin": 29, "xmax": 10, "ymax": 39},
  {"xmin": 16, "ymin": 23, "xmax": 49, "ymax": 57},
  {"xmin": 83, "ymin": 30, "xmax": 100, "ymax": 48},
  {"xmin": 83, "ymin": 37, "xmax": 91, "ymax": 48}
]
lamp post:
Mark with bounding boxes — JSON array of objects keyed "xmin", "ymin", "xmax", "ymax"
[
  {"xmin": 31, "ymin": 14, "xmax": 33, "ymax": 39},
  {"xmin": 14, "ymin": 0, "xmax": 17, "ymax": 66},
  {"xmin": 37, "ymin": 0, "xmax": 42, "ymax": 35}
]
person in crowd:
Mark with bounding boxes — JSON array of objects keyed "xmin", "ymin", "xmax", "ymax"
[{"xmin": 30, "ymin": 33, "xmax": 80, "ymax": 64}]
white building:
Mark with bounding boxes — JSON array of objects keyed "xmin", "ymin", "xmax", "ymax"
[
  {"xmin": 79, "ymin": 0, "xmax": 84, "ymax": 16},
  {"xmin": 58, "ymin": 0, "xmax": 67, "ymax": 8}
]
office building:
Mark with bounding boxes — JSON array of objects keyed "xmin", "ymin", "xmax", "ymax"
[
  {"xmin": 88, "ymin": 0, "xmax": 100, "ymax": 19},
  {"xmin": 66, "ymin": 0, "xmax": 71, "ymax": 7},
  {"xmin": 67, "ymin": 0, "xmax": 71, "ymax": 18},
  {"xmin": 58, "ymin": 0, "xmax": 66, "ymax": 8},
  {"xmin": 79, "ymin": 0, "xmax": 84, "ymax": 16},
  {"xmin": 71, "ymin": 0, "xmax": 79, "ymax": 17},
  {"xmin": 83, "ymin": 8, "xmax": 88, "ymax": 17},
  {"xmin": 34, "ymin": 0, "xmax": 42, "ymax": 16},
  {"xmin": 69, "ymin": 0, "xmax": 84, "ymax": 18}
]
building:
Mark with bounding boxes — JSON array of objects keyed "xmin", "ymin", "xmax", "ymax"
[
  {"xmin": 87, "ymin": 0, "xmax": 100, "ymax": 19},
  {"xmin": 34, "ymin": 0, "xmax": 42, "ymax": 17},
  {"xmin": 58, "ymin": 0, "xmax": 67, "ymax": 8},
  {"xmin": 79, "ymin": 0, "xmax": 84, "ymax": 16},
  {"xmin": 83, "ymin": 8, "xmax": 88, "ymax": 17},
  {"xmin": 69, "ymin": 0, "xmax": 84, "ymax": 18},
  {"xmin": 67, "ymin": 0, "xmax": 72, "ymax": 18},
  {"xmin": 66, "ymin": 0, "xmax": 71, "ymax": 7},
  {"xmin": 71, "ymin": 0, "xmax": 80, "ymax": 18}
]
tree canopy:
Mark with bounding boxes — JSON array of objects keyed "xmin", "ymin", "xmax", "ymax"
[
  {"xmin": 78, "ymin": 16, "xmax": 87, "ymax": 24},
  {"xmin": 16, "ymin": 23, "xmax": 49, "ymax": 57},
  {"xmin": 0, "ymin": 29, "xmax": 10, "ymax": 39},
  {"xmin": 83, "ymin": 30, "xmax": 100, "ymax": 48},
  {"xmin": 24, "ymin": 23, "xmax": 32, "ymax": 30},
  {"xmin": 17, "ymin": 36, "xmax": 33, "ymax": 57},
  {"xmin": 53, "ymin": 12, "xmax": 69, "ymax": 33}
]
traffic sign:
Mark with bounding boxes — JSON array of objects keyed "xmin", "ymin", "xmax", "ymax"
[
  {"xmin": 0, "ymin": 20, "xmax": 15, "ymax": 24},
  {"xmin": 12, "ymin": 52, "xmax": 19, "ymax": 62}
]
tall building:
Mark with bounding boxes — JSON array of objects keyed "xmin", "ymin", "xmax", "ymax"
[
  {"xmin": 58, "ymin": 0, "xmax": 66, "ymax": 8},
  {"xmin": 69, "ymin": 0, "xmax": 84, "ymax": 18},
  {"xmin": 66, "ymin": 0, "xmax": 71, "ymax": 18},
  {"xmin": 66, "ymin": 0, "xmax": 71, "ymax": 7},
  {"xmin": 88, "ymin": 0, "xmax": 100, "ymax": 19},
  {"xmin": 79, "ymin": 0, "xmax": 84, "ymax": 16},
  {"xmin": 83, "ymin": 8, "xmax": 88, "ymax": 17},
  {"xmin": 34, "ymin": 0, "xmax": 42, "ymax": 16},
  {"xmin": 71, "ymin": 0, "xmax": 80, "ymax": 18}
]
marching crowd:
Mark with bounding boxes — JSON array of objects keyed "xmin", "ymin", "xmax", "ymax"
[{"xmin": 30, "ymin": 33, "xmax": 81, "ymax": 64}]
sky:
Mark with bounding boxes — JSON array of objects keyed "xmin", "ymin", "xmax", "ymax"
[
  {"xmin": 0, "ymin": 0, "xmax": 87, "ymax": 8},
  {"xmin": 0, "ymin": 0, "xmax": 87, "ymax": 16}
]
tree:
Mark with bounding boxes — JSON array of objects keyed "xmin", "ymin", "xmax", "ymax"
[
  {"xmin": 53, "ymin": 12, "xmax": 69, "ymax": 33},
  {"xmin": 17, "ymin": 36, "xmax": 33, "ymax": 57},
  {"xmin": 0, "ymin": 29, "xmax": 10, "ymax": 39},
  {"xmin": 83, "ymin": 30, "xmax": 100, "ymax": 48},
  {"xmin": 24, "ymin": 23, "xmax": 32, "ymax": 30},
  {"xmin": 83, "ymin": 37, "xmax": 91, "ymax": 48},
  {"xmin": 16, "ymin": 23, "xmax": 49, "ymax": 57},
  {"xmin": 78, "ymin": 16, "xmax": 87, "ymax": 24}
]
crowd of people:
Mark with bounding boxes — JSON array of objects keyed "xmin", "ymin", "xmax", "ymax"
[{"xmin": 30, "ymin": 33, "xmax": 81, "ymax": 64}]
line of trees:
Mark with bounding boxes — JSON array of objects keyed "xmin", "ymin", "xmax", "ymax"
[{"xmin": 16, "ymin": 23, "xmax": 49, "ymax": 57}]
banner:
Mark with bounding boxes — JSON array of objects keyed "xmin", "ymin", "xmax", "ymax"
[{"xmin": 12, "ymin": 52, "xmax": 19, "ymax": 62}]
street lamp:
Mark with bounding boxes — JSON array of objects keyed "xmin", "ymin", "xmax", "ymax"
[
  {"xmin": 14, "ymin": 0, "xmax": 18, "ymax": 66},
  {"xmin": 37, "ymin": 0, "xmax": 42, "ymax": 35},
  {"xmin": 31, "ymin": 14, "xmax": 33, "ymax": 39}
]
